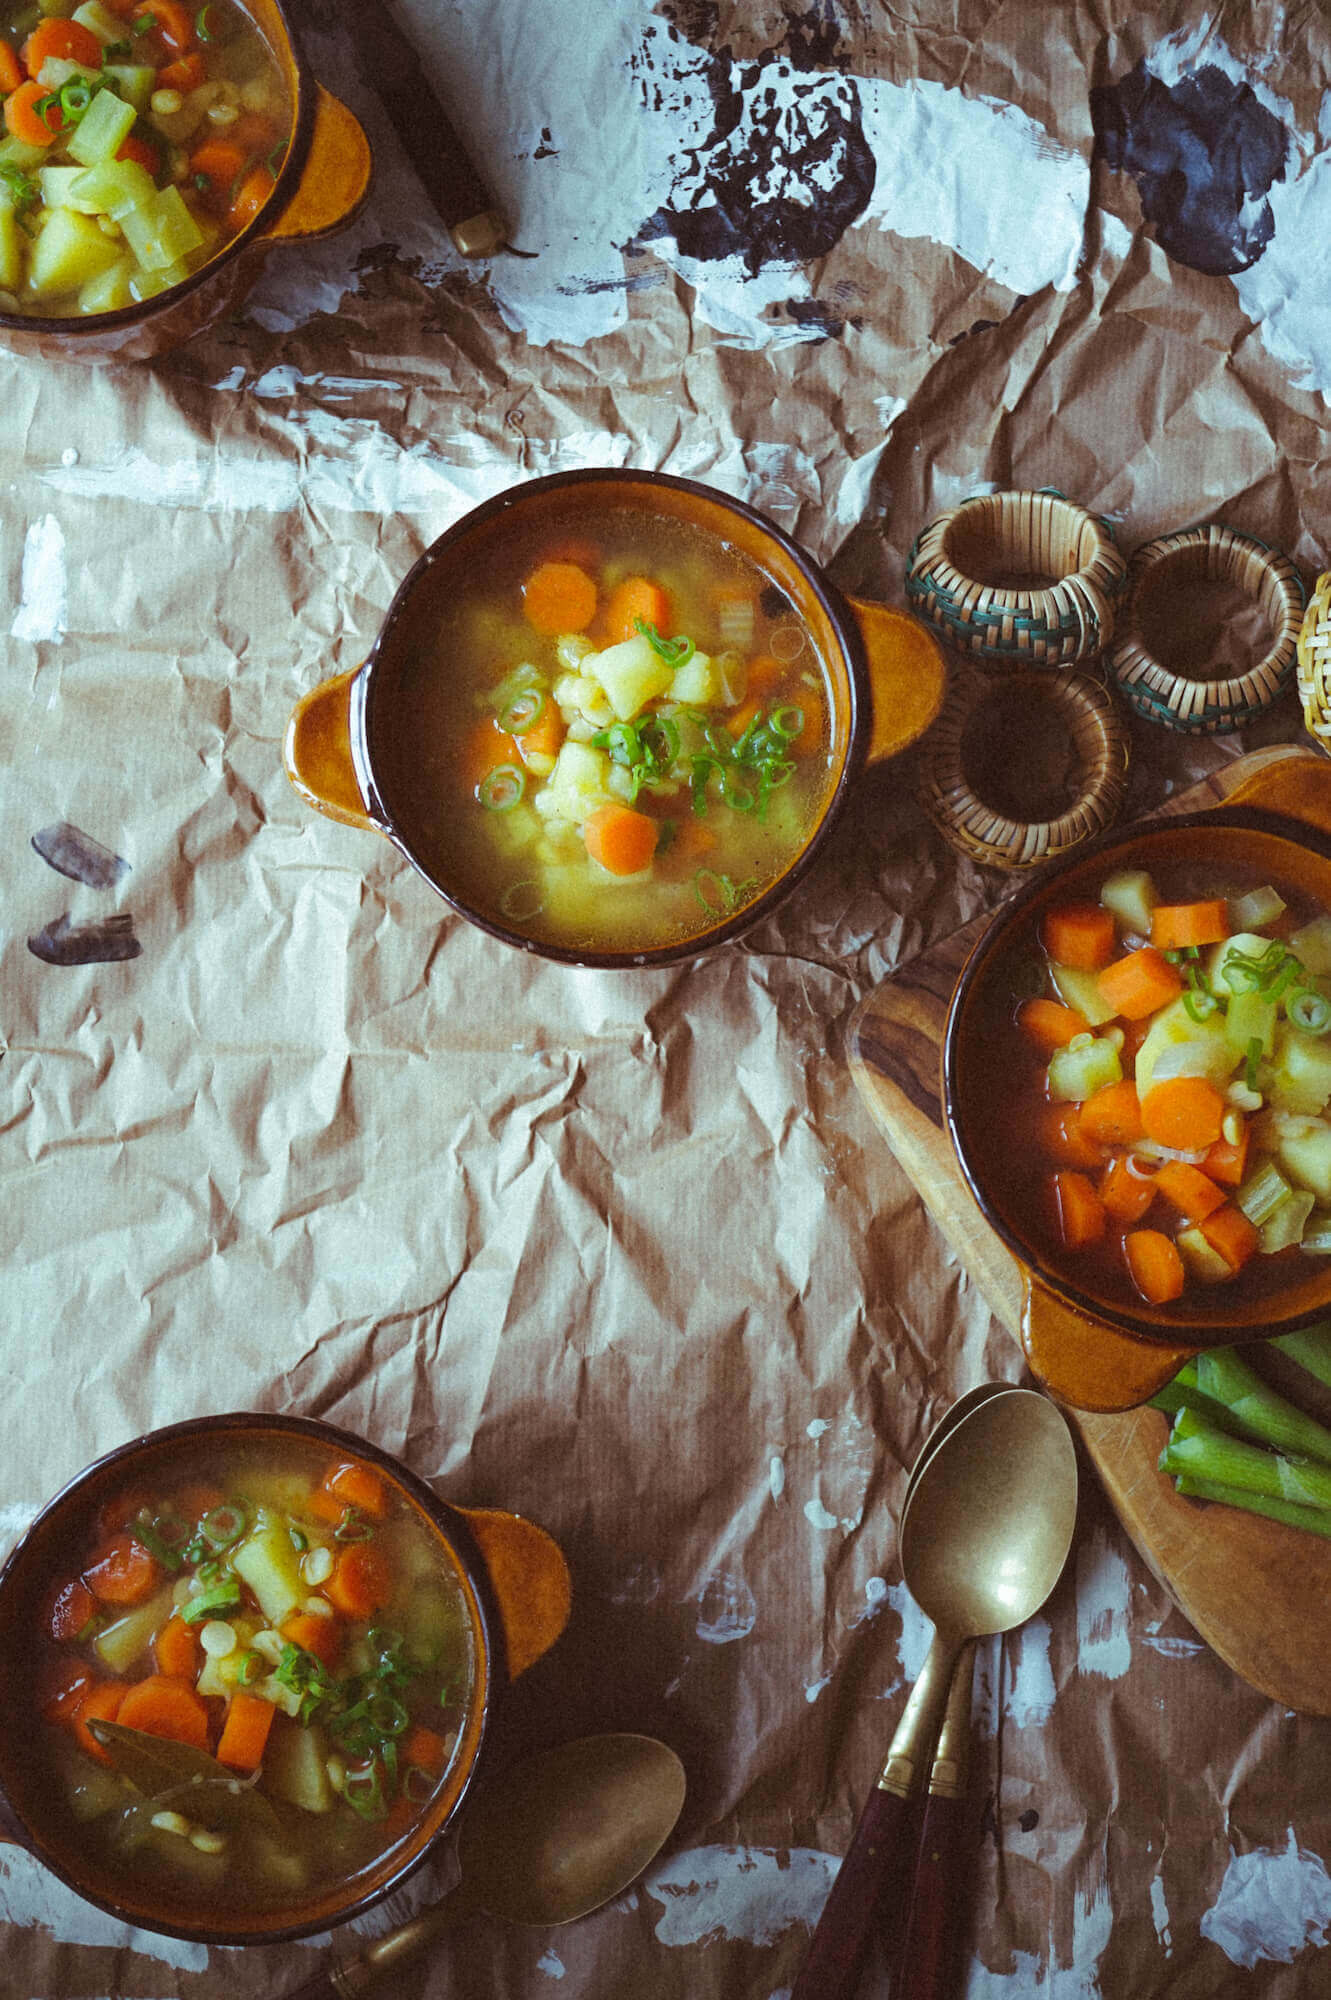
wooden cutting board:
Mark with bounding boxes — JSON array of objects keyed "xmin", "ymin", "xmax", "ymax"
[{"xmin": 849, "ymin": 743, "xmax": 1331, "ymax": 1713}]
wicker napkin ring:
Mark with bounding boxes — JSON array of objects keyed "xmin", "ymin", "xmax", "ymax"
[
  {"xmin": 1109, "ymin": 525, "xmax": 1305, "ymax": 735},
  {"xmin": 917, "ymin": 666, "xmax": 1129, "ymax": 872},
  {"xmin": 905, "ymin": 490, "xmax": 1126, "ymax": 669},
  {"xmin": 1297, "ymin": 570, "xmax": 1331, "ymax": 749}
]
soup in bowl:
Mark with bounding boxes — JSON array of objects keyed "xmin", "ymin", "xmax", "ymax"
[
  {"xmin": 0, "ymin": 1412, "xmax": 570, "ymax": 1942},
  {"xmin": 943, "ymin": 755, "xmax": 1331, "ymax": 1412},
  {"xmin": 284, "ymin": 470, "xmax": 946, "ymax": 966}
]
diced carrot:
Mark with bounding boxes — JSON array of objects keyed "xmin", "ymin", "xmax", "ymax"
[
  {"xmin": 139, "ymin": 0, "xmax": 194, "ymax": 52},
  {"xmin": 281, "ymin": 1611, "xmax": 341, "ymax": 1669},
  {"xmin": 94, "ymin": 1486, "xmax": 153, "ymax": 1540},
  {"xmin": 157, "ymin": 50, "xmax": 205, "ymax": 91},
  {"xmin": 382, "ymin": 1795, "xmax": 417, "ymax": 1841},
  {"xmin": 1204, "ymin": 1123, "xmax": 1249, "ymax": 1188},
  {"xmin": 72, "ymin": 1680, "xmax": 128, "ymax": 1764},
  {"xmin": 301, "ymin": 1485, "xmax": 351, "ymax": 1527},
  {"xmin": 1125, "ymin": 1229, "xmax": 1185, "ymax": 1304},
  {"xmin": 322, "ymin": 1460, "xmax": 389, "ymax": 1520},
  {"xmin": 1040, "ymin": 903, "xmax": 1116, "ymax": 972},
  {"xmin": 1198, "ymin": 1203, "xmax": 1260, "ymax": 1273},
  {"xmin": 225, "ymin": 162, "xmax": 275, "ymax": 234},
  {"xmin": 116, "ymin": 1674, "xmax": 210, "ymax": 1749},
  {"xmin": 726, "ymin": 696, "xmax": 763, "ymax": 740},
  {"xmin": 1099, "ymin": 1153, "xmax": 1157, "ymax": 1225},
  {"xmin": 1153, "ymin": 1160, "xmax": 1226, "ymax": 1223},
  {"xmin": 39, "ymin": 1657, "xmax": 96, "ymax": 1727},
  {"xmin": 1140, "ymin": 1076, "xmax": 1226, "ymax": 1153},
  {"xmin": 325, "ymin": 1542, "xmax": 394, "ymax": 1620},
  {"xmin": 463, "ymin": 716, "xmax": 520, "ymax": 791},
  {"xmin": 668, "ymin": 817, "xmax": 716, "ymax": 862},
  {"xmin": 0, "ymin": 40, "xmax": 23, "ymax": 93},
  {"xmin": 787, "ymin": 686, "xmax": 824, "ymax": 754},
  {"xmin": 153, "ymin": 1615, "xmax": 199, "ymax": 1681},
  {"xmin": 115, "ymin": 132, "xmax": 161, "ymax": 176},
  {"xmin": 1150, "ymin": 901, "xmax": 1231, "ymax": 952},
  {"xmin": 539, "ymin": 535, "xmax": 601, "ymax": 571},
  {"xmin": 171, "ymin": 1481, "xmax": 226, "ymax": 1523},
  {"xmin": 1078, "ymin": 1079, "xmax": 1143, "ymax": 1147},
  {"xmin": 401, "ymin": 1724, "xmax": 448, "ymax": 1776},
  {"xmin": 4, "ymin": 77, "xmax": 56, "ymax": 145},
  {"xmin": 188, "ymin": 135, "xmax": 247, "ymax": 207},
  {"xmin": 1052, "ymin": 1169, "xmax": 1106, "ymax": 1248},
  {"xmin": 522, "ymin": 560, "xmax": 598, "ymax": 637},
  {"xmin": 83, "ymin": 1531, "xmax": 162, "ymax": 1607},
  {"xmin": 584, "ymin": 802, "xmax": 659, "ymax": 876},
  {"xmin": 1096, "ymin": 946, "xmax": 1184, "ymax": 1021},
  {"xmin": 215, "ymin": 1689, "xmax": 275, "ymax": 1772},
  {"xmin": 744, "ymin": 653, "xmax": 785, "ymax": 695},
  {"xmin": 1035, "ymin": 1103, "xmax": 1104, "ymax": 1172},
  {"xmin": 227, "ymin": 110, "xmax": 280, "ymax": 158},
  {"xmin": 1017, "ymin": 998, "xmax": 1092, "ymax": 1053},
  {"xmin": 600, "ymin": 576, "xmax": 671, "ymax": 646},
  {"xmin": 515, "ymin": 698, "xmax": 564, "ymax": 770},
  {"xmin": 22, "ymin": 16, "xmax": 103, "ymax": 72},
  {"xmin": 46, "ymin": 1576, "xmax": 97, "ymax": 1644}
]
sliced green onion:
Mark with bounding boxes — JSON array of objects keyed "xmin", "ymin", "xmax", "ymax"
[
  {"xmin": 769, "ymin": 704, "xmax": 805, "ymax": 740},
  {"xmin": 200, "ymin": 1503, "xmax": 247, "ymax": 1549},
  {"xmin": 1290, "ymin": 989, "xmax": 1331, "ymax": 1036},
  {"xmin": 180, "ymin": 1576, "xmax": 243, "ymax": 1624},
  {"xmin": 59, "ymin": 79, "xmax": 94, "ymax": 118},
  {"xmin": 1244, "ymin": 1035, "xmax": 1263, "ymax": 1091},
  {"xmin": 368, "ymin": 1694, "xmax": 409, "ymax": 1737},
  {"xmin": 132, "ymin": 14, "xmax": 154, "ymax": 32},
  {"xmin": 238, "ymin": 1648, "xmax": 264, "ymax": 1685},
  {"xmin": 0, "ymin": 164, "xmax": 37, "ymax": 212},
  {"xmin": 1221, "ymin": 957, "xmax": 1262, "ymax": 993},
  {"xmin": 289, "ymin": 1525, "xmax": 308, "ymax": 1552},
  {"xmin": 403, "ymin": 1764, "xmax": 436, "ymax": 1803},
  {"xmin": 195, "ymin": 3, "xmax": 215, "ymax": 38},
  {"xmin": 34, "ymin": 90, "xmax": 64, "ymax": 132},
  {"xmin": 633, "ymin": 617, "xmax": 694, "ymax": 668},
  {"xmin": 343, "ymin": 1762, "xmax": 388, "ymax": 1822},
  {"xmin": 133, "ymin": 1513, "xmax": 185, "ymax": 1570},
  {"xmin": 498, "ymin": 879, "xmax": 543, "ymax": 922},
  {"xmin": 333, "ymin": 1505, "xmax": 374, "ymax": 1543},
  {"xmin": 1182, "ymin": 989, "xmax": 1217, "ymax": 1023},
  {"xmin": 720, "ymin": 774, "xmax": 756, "ymax": 812},
  {"xmin": 266, "ymin": 138, "xmax": 285, "ymax": 173},
  {"xmin": 499, "ymin": 686, "xmax": 546, "ymax": 734},
  {"xmin": 477, "ymin": 764, "xmax": 525, "ymax": 812}
]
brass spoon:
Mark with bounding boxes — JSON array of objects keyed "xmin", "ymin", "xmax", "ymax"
[
  {"xmin": 283, "ymin": 1733, "xmax": 686, "ymax": 1999},
  {"xmin": 791, "ymin": 1389, "xmax": 1077, "ymax": 2000}
]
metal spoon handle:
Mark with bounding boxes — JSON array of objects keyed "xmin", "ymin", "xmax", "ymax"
[
  {"xmin": 279, "ymin": 1887, "xmax": 478, "ymax": 1999},
  {"xmin": 894, "ymin": 1640, "xmax": 978, "ymax": 1999}
]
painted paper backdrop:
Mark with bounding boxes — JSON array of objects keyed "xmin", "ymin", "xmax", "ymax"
[{"xmin": 4, "ymin": 0, "xmax": 1331, "ymax": 1994}]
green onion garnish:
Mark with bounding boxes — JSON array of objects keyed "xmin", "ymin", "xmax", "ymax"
[
  {"xmin": 692, "ymin": 868, "xmax": 756, "ymax": 917},
  {"xmin": 59, "ymin": 79, "xmax": 94, "ymax": 119},
  {"xmin": 333, "ymin": 1505, "xmax": 374, "ymax": 1543},
  {"xmin": 0, "ymin": 163, "xmax": 37, "ymax": 212},
  {"xmin": 179, "ymin": 1575, "xmax": 243, "ymax": 1623},
  {"xmin": 633, "ymin": 617, "xmax": 694, "ymax": 667},
  {"xmin": 195, "ymin": 3, "xmax": 215, "ymax": 39},
  {"xmin": 478, "ymin": 763, "xmax": 524, "ymax": 812},
  {"xmin": 403, "ymin": 1764, "xmax": 436, "ymax": 1802},
  {"xmin": 499, "ymin": 686, "xmax": 546, "ymax": 734},
  {"xmin": 1245, "ymin": 1035, "xmax": 1263, "ymax": 1092},
  {"xmin": 238, "ymin": 1648, "xmax": 264, "ymax": 1685},
  {"xmin": 769, "ymin": 704, "xmax": 805, "ymax": 739},
  {"xmin": 1182, "ymin": 989, "xmax": 1217, "ymax": 1023},
  {"xmin": 200, "ymin": 1502, "xmax": 247, "ymax": 1549},
  {"xmin": 1290, "ymin": 990, "xmax": 1331, "ymax": 1036}
]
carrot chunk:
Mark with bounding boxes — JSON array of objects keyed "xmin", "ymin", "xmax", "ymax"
[
  {"xmin": 1096, "ymin": 946, "xmax": 1184, "ymax": 1020},
  {"xmin": 744, "ymin": 653, "xmax": 786, "ymax": 695},
  {"xmin": 522, "ymin": 561, "xmax": 598, "ymax": 636},
  {"xmin": 1078, "ymin": 1078, "xmax": 1144, "ymax": 1147},
  {"xmin": 153, "ymin": 1615, "xmax": 200, "ymax": 1681},
  {"xmin": 39, "ymin": 1657, "xmax": 96, "ymax": 1726},
  {"xmin": 584, "ymin": 803, "xmax": 659, "ymax": 876},
  {"xmin": 1035, "ymin": 1103, "xmax": 1104, "ymax": 1172},
  {"xmin": 1140, "ymin": 1076, "xmax": 1225, "ymax": 1152},
  {"xmin": 1040, "ymin": 903, "xmax": 1116, "ymax": 971},
  {"xmin": 216, "ymin": 1689, "xmax": 275, "ymax": 1772},
  {"xmin": 115, "ymin": 132, "xmax": 161, "ymax": 175},
  {"xmin": 83, "ymin": 1531, "xmax": 162, "ymax": 1606},
  {"xmin": 1153, "ymin": 1160, "xmax": 1226, "ymax": 1223},
  {"xmin": 1052, "ymin": 1169, "xmax": 1106, "ymax": 1248},
  {"xmin": 1150, "ymin": 901, "xmax": 1230, "ymax": 952},
  {"xmin": 0, "ymin": 41, "xmax": 23, "ymax": 93},
  {"xmin": 325, "ymin": 1542, "xmax": 393, "ymax": 1620},
  {"xmin": 46, "ymin": 1576, "xmax": 97, "ymax": 1644},
  {"xmin": 323, "ymin": 1460, "xmax": 389, "ymax": 1520},
  {"xmin": 281, "ymin": 1611, "xmax": 341, "ymax": 1669},
  {"xmin": 401, "ymin": 1724, "xmax": 449, "ymax": 1776},
  {"xmin": 514, "ymin": 699, "xmax": 564, "ymax": 770},
  {"xmin": 189, "ymin": 135, "xmax": 246, "ymax": 208},
  {"xmin": 1125, "ymin": 1229, "xmax": 1185, "ymax": 1303},
  {"xmin": 1204, "ymin": 1124, "xmax": 1250, "ymax": 1188},
  {"xmin": 1198, "ymin": 1203, "xmax": 1260, "ymax": 1273},
  {"xmin": 72, "ymin": 1680, "xmax": 128, "ymax": 1764},
  {"xmin": 600, "ymin": 576, "xmax": 671, "ymax": 645},
  {"xmin": 4, "ymin": 78, "xmax": 57, "ymax": 145},
  {"xmin": 116, "ymin": 1674, "xmax": 210, "ymax": 1749},
  {"xmin": 1017, "ymin": 997, "xmax": 1091, "ymax": 1052},
  {"xmin": 157, "ymin": 51, "xmax": 206, "ymax": 91},
  {"xmin": 1099, "ymin": 1153, "xmax": 1157, "ymax": 1225},
  {"xmin": 139, "ymin": 0, "xmax": 194, "ymax": 52},
  {"xmin": 463, "ymin": 717, "xmax": 520, "ymax": 791},
  {"xmin": 225, "ymin": 162, "xmax": 276, "ymax": 234},
  {"xmin": 22, "ymin": 16, "xmax": 103, "ymax": 72}
]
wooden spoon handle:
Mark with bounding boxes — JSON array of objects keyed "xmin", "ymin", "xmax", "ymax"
[
  {"xmin": 789, "ymin": 1784, "xmax": 917, "ymax": 1998},
  {"xmin": 896, "ymin": 1791, "xmax": 969, "ymax": 1997}
]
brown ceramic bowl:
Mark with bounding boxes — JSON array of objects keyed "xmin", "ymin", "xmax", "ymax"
[
  {"xmin": 283, "ymin": 468, "xmax": 946, "ymax": 967},
  {"xmin": 0, "ymin": 1, "xmax": 370, "ymax": 364},
  {"xmin": 943, "ymin": 755, "xmax": 1331, "ymax": 1413},
  {"xmin": 0, "ymin": 1412, "xmax": 570, "ymax": 1944}
]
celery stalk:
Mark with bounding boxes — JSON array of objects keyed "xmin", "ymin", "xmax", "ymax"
[
  {"xmin": 1173, "ymin": 1473, "xmax": 1331, "ymax": 1538},
  {"xmin": 1159, "ymin": 1407, "xmax": 1331, "ymax": 1508},
  {"xmin": 1147, "ymin": 1361, "xmax": 1237, "ymax": 1430},
  {"xmin": 1270, "ymin": 1322, "xmax": 1331, "ymax": 1388},
  {"xmin": 1193, "ymin": 1348, "xmax": 1331, "ymax": 1465}
]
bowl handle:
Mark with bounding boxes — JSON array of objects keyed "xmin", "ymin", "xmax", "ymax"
[
  {"xmin": 265, "ymin": 86, "xmax": 372, "ymax": 244},
  {"xmin": 454, "ymin": 1506, "xmax": 572, "ymax": 1679},
  {"xmin": 844, "ymin": 599, "xmax": 946, "ymax": 764},
  {"xmin": 1223, "ymin": 752, "xmax": 1331, "ymax": 835},
  {"xmin": 1021, "ymin": 1275, "xmax": 1200, "ymax": 1412},
  {"xmin": 283, "ymin": 667, "xmax": 380, "ymax": 832}
]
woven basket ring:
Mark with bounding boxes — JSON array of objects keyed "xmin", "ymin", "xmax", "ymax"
[
  {"xmin": 1108, "ymin": 525, "xmax": 1305, "ymax": 735},
  {"xmin": 905, "ymin": 489, "xmax": 1127, "ymax": 670},
  {"xmin": 1297, "ymin": 570, "xmax": 1331, "ymax": 750},
  {"xmin": 916, "ymin": 664, "xmax": 1130, "ymax": 871}
]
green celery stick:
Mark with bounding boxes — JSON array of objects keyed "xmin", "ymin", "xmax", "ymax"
[
  {"xmin": 1174, "ymin": 1473, "xmax": 1331, "ymax": 1540},
  {"xmin": 1147, "ymin": 1361, "xmax": 1239, "ymax": 1431},
  {"xmin": 1159, "ymin": 1407, "xmax": 1331, "ymax": 1509},
  {"xmin": 1270, "ymin": 1321, "xmax": 1331, "ymax": 1391},
  {"xmin": 1194, "ymin": 1347, "xmax": 1331, "ymax": 1466}
]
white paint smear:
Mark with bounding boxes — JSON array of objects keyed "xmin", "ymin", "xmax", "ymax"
[
  {"xmin": 850, "ymin": 1575, "xmax": 888, "ymax": 1628},
  {"xmin": 645, "ymin": 1845, "xmax": 837, "ymax": 1947},
  {"xmin": 963, "ymin": 1855, "xmax": 1113, "ymax": 1995},
  {"xmin": 1141, "ymin": 1634, "xmax": 1204, "ymax": 1660},
  {"xmin": 803, "ymin": 1495, "xmax": 839, "ymax": 1531},
  {"xmin": 769, "ymin": 1454, "xmax": 786, "ymax": 1502},
  {"xmin": 0, "ymin": 1847, "xmax": 207, "ymax": 1973},
  {"xmin": 803, "ymin": 1673, "xmax": 833, "ymax": 1704},
  {"xmin": 806, "ymin": 1418, "xmax": 831, "ymax": 1439},
  {"xmin": 1201, "ymin": 1830, "xmax": 1331, "ymax": 1970},
  {"xmin": 536, "ymin": 1946, "xmax": 567, "ymax": 1978},
  {"xmin": 1006, "ymin": 1614, "xmax": 1057, "ymax": 1727},
  {"xmin": 695, "ymin": 1572, "xmax": 756, "ymax": 1644},
  {"xmin": 11, "ymin": 515, "xmax": 67, "ymax": 644},
  {"xmin": 1151, "ymin": 1868, "xmax": 1172, "ymax": 1954},
  {"xmin": 881, "ymin": 1579, "xmax": 932, "ymax": 1694},
  {"xmin": 1074, "ymin": 1528, "xmax": 1133, "ymax": 1681}
]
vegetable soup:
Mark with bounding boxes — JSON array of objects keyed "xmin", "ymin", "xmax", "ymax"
[
  {"xmin": 0, "ymin": 0, "xmax": 288, "ymax": 317},
  {"xmin": 13, "ymin": 1437, "xmax": 476, "ymax": 1922},
  {"xmin": 379, "ymin": 508, "xmax": 838, "ymax": 954},
  {"xmin": 980, "ymin": 864, "xmax": 1331, "ymax": 1313}
]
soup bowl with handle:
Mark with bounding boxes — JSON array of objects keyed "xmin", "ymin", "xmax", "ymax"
[
  {"xmin": 0, "ymin": 1410, "xmax": 570, "ymax": 1945},
  {"xmin": 943, "ymin": 754, "xmax": 1331, "ymax": 1413},
  {"xmin": 283, "ymin": 467, "xmax": 947, "ymax": 968},
  {"xmin": 0, "ymin": 0, "xmax": 371, "ymax": 364}
]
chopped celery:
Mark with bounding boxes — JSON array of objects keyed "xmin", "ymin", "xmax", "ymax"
[
  {"xmin": 1229, "ymin": 887, "xmax": 1287, "ymax": 932},
  {"xmin": 1193, "ymin": 1347, "xmax": 1331, "ymax": 1464},
  {"xmin": 0, "ymin": 135, "xmax": 51, "ymax": 174},
  {"xmin": 1271, "ymin": 1322, "xmax": 1331, "ymax": 1384},
  {"xmin": 102, "ymin": 63, "xmax": 157, "ymax": 112},
  {"xmin": 69, "ymin": 157, "xmax": 156, "ymax": 218},
  {"xmin": 1174, "ymin": 1473, "xmax": 1331, "ymax": 1538},
  {"xmin": 1302, "ymin": 1213, "xmax": 1331, "ymax": 1255},
  {"xmin": 67, "ymin": 86, "xmax": 138, "ymax": 167},
  {"xmin": 1235, "ymin": 1159, "xmax": 1294, "ymax": 1227},
  {"xmin": 1049, "ymin": 960, "xmax": 1119, "ymax": 1027},
  {"xmin": 1159, "ymin": 1405, "xmax": 1331, "ymax": 1509},
  {"xmin": 71, "ymin": 0, "xmax": 124, "ymax": 41},
  {"xmin": 1046, "ymin": 1034, "xmax": 1122, "ymax": 1104},
  {"xmin": 1291, "ymin": 917, "xmax": 1331, "ymax": 977},
  {"xmin": 1147, "ymin": 1360, "xmax": 1237, "ymax": 1430},
  {"xmin": 119, "ymin": 184, "xmax": 203, "ymax": 271},
  {"xmin": 1224, "ymin": 988, "xmax": 1278, "ymax": 1063},
  {"xmin": 1260, "ymin": 1188, "xmax": 1314, "ymax": 1254}
]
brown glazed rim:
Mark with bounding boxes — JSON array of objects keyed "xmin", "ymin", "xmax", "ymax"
[
  {"xmin": 348, "ymin": 468, "xmax": 869, "ymax": 969},
  {"xmin": 942, "ymin": 802, "xmax": 1331, "ymax": 1344},
  {"xmin": 0, "ymin": 1410, "xmax": 500, "ymax": 1945},
  {"xmin": 0, "ymin": 0, "xmax": 317, "ymax": 341}
]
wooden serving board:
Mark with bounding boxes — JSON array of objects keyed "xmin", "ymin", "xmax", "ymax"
[{"xmin": 849, "ymin": 743, "xmax": 1331, "ymax": 1713}]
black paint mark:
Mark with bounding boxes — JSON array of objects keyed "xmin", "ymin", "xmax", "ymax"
[
  {"xmin": 31, "ymin": 821, "xmax": 130, "ymax": 890},
  {"xmin": 533, "ymin": 125, "xmax": 558, "ymax": 160},
  {"xmin": 783, "ymin": 1, "xmax": 849, "ymax": 72},
  {"xmin": 949, "ymin": 317, "xmax": 1001, "ymax": 346},
  {"xmin": 1091, "ymin": 61, "xmax": 1287, "ymax": 276},
  {"xmin": 631, "ymin": 48, "xmax": 875, "ymax": 277},
  {"xmin": 780, "ymin": 295, "xmax": 848, "ymax": 337},
  {"xmin": 1018, "ymin": 1808, "xmax": 1040, "ymax": 1832},
  {"xmin": 28, "ymin": 912, "xmax": 141, "ymax": 966}
]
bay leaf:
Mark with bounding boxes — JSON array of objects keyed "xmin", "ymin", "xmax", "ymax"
[{"xmin": 86, "ymin": 1720, "xmax": 283, "ymax": 1836}]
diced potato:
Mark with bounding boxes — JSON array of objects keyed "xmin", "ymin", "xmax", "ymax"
[
  {"xmin": 1274, "ymin": 1116, "xmax": 1331, "ymax": 1203},
  {"xmin": 1049, "ymin": 960, "xmax": 1119, "ymax": 1027},
  {"xmin": 1292, "ymin": 917, "xmax": 1331, "ymax": 977},
  {"xmin": 552, "ymin": 672, "xmax": 613, "ymax": 726},
  {"xmin": 668, "ymin": 650, "xmax": 722, "ymax": 706},
  {"xmin": 232, "ymin": 1512, "xmax": 305, "ymax": 1626},
  {"xmin": 1177, "ymin": 1226, "xmax": 1234, "ymax": 1284},
  {"xmin": 1135, "ymin": 997, "xmax": 1236, "ymax": 1095},
  {"xmin": 264, "ymin": 1717, "xmax": 335, "ymax": 1813},
  {"xmin": 585, "ymin": 632, "xmax": 674, "ymax": 720},
  {"xmin": 94, "ymin": 1584, "xmax": 174, "ymax": 1676},
  {"xmin": 1099, "ymin": 870, "xmax": 1156, "ymax": 936},
  {"xmin": 119, "ymin": 184, "xmax": 203, "ymax": 271},
  {"xmin": 553, "ymin": 633, "xmax": 595, "ymax": 673},
  {"xmin": 0, "ymin": 206, "xmax": 24, "ymax": 294},
  {"xmin": 128, "ymin": 256, "xmax": 190, "ymax": 301},
  {"xmin": 1047, "ymin": 1034, "xmax": 1122, "ymax": 1104},
  {"xmin": 1224, "ymin": 987, "xmax": 1278, "ymax": 1063},
  {"xmin": 1268, "ymin": 1023, "xmax": 1331, "ymax": 1117},
  {"xmin": 39, "ymin": 166, "xmax": 101, "ymax": 212},
  {"xmin": 72, "ymin": 0, "xmax": 127, "ymax": 43},
  {"xmin": 27, "ymin": 205, "xmax": 123, "ymax": 296},
  {"xmin": 534, "ymin": 740, "xmax": 615, "ymax": 826},
  {"xmin": 1207, "ymin": 932, "xmax": 1278, "ymax": 998}
]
